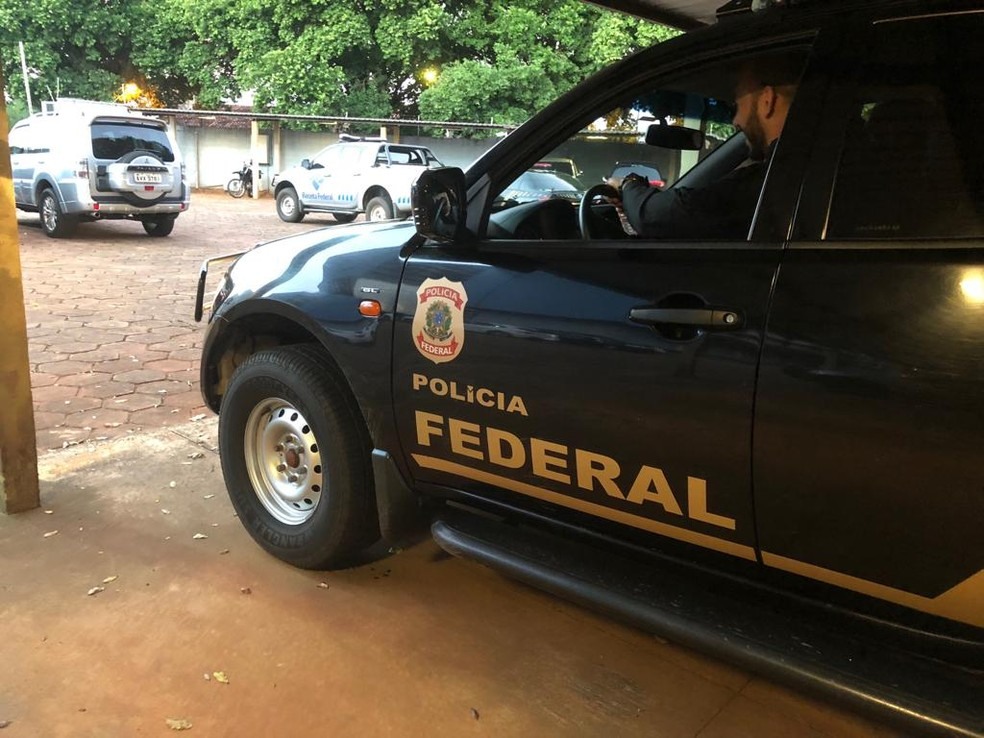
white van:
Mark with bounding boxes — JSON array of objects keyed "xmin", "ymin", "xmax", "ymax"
[{"xmin": 9, "ymin": 98, "xmax": 190, "ymax": 238}]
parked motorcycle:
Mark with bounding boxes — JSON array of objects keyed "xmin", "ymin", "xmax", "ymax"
[{"xmin": 227, "ymin": 161, "xmax": 259, "ymax": 198}]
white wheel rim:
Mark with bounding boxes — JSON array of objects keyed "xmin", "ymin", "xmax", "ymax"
[{"xmin": 244, "ymin": 397, "xmax": 325, "ymax": 525}]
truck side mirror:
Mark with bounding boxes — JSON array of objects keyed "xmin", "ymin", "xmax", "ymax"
[
  {"xmin": 412, "ymin": 167, "xmax": 468, "ymax": 243},
  {"xmin": 645, "ymin": 123, "xmax": 705, "ymax": 150},
  {"xmin": 301, "ymin": 158, "xmax": 312, "ymax": 169}
]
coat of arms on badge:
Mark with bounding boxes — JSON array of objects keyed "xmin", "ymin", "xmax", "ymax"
[{"xmin": 412, "ymin": 277, "xmax": 468, "ymax": 363}]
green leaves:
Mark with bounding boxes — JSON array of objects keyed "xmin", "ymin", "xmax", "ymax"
[{"xmin": 1, "ymin": 0, "xmax": 674, "ymax": 128}]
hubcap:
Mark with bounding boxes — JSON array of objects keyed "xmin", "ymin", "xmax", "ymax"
[
  {"xmin": 369, "ymin": 205, "xmax": 388, "ymax": 221},
  {"xmin": 41, "ymin": 196, "xmax": 58, "ymax": 232},
  {"xmin": 244, "ymin": 398, "xmax": 324, "ymax": 525},
  {"xmin": 281, "ymin": 197, "xmax": 295, "ymax": 216}
]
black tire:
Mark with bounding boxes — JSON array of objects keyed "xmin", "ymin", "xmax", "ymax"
[
  {"xmin": 142, "ymin": 215, "xmax": 176, "ymax": 237},
  {"xmin": 227, "ymin": 177, "xmax": 246, "ymax": 198},
  {"xmin": 276, "ymin": 187, "xmax": 305, "ymax": 222},
  {"xmin": 219, "ymin": 345, "xmax": 379, "ymax": 568},
  {"xmin": 38, "ymin": 188, "xmax": 78, "ymax": 238},
  {"xmin": 332, "ymin": 212, "xmax": 358, "ymax": 223},
  {"xmin": 365, "ymin": 195, "xmax": 394, "ymax": 221}
]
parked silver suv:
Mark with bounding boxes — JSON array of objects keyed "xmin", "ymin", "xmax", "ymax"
[
  {"xmin": 271, "ymin": 135, "xmax": 442, "ymax": 223},
  {"xmin": 9, "ymin": 98, "xmax": 190, "ymax": 238}
]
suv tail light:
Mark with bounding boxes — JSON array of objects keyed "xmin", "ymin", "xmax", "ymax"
[{"xmin": 76, "ymin": 158, "xmax": 89, "ymax": 179}]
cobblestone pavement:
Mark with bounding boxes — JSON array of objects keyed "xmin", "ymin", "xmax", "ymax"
[{"xmin": 18, "ymin": 189, "xmax": 357, "ymax": 451}]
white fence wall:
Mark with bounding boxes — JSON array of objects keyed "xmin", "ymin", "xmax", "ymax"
[{"xmin": 174, "ymin": 124, "xmax": 501, "ymax": 191}]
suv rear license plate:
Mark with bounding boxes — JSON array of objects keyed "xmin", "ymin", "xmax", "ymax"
[{"xmin": 134, "ymin": 173, "xmax": 162, "ymax": 184}]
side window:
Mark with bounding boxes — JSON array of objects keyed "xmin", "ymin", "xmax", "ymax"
[
  {"xmin": 491, "ymin": 48, "xmax": 808, "ymax": 242},
  {"xmin": 9, "ymin": 128, "xmax": 26, "ymax": 155},
  {"xmin": 10, "ymin": 125, "xmax": 47, "ymax": 155},
  {"xmin": 337, "ymin": 145, "xmax": 366, "ymax": 168},
  {"xmin": 827, "ymin": 14, "xmax": 984, "ymax": 239},
  {"xmin": 312, "ymin": 146, "xmax": 341, "ymax": 169},
  {"xmin": 380, "ymin": 146, "xmax": 418, "ymax": 165}
]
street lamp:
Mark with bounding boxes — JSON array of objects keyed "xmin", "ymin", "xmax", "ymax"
[{"xmin": 120, "ymin": 82, "xmax": 142, "ymax": 102}]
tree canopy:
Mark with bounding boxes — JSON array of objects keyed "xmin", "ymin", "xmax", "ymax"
[{"xmin": 1, "ymin": 0, "xmax": 675, "ymax": 128}]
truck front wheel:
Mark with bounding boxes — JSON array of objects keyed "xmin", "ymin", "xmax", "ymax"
[
  {"xmin": 219, "ymin": 345, "xmax": 378, "ymax": 568},
  {"xmin": 365, "ymin": 195, "xmax": 394, "ymax": 221},
  {"xmin": 276, "ymin": 187, "xmax": 305, "ymax": 222}
]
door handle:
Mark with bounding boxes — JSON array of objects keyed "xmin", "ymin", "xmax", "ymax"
[{"xmin": 629, "ymin": 307, "xmax": 742, "ymax": 329}]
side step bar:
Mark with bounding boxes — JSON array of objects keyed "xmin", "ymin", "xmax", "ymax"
[{"xmin": 431, "ymin": 514, "xmax": 983, "ymax": 738}]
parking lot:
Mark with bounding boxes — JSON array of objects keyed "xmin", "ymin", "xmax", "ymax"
[
  {"xmin": 19, "ymin": 189, "xmax": 341, "ymax": 450},
  {"xmin": 4, "ymin": 191, "xmax": 900, "ymax": 737}
]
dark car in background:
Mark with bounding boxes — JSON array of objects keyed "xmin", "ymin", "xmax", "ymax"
[
  {"xmin": 608, "ymin": 161, "xmax": 665, "ymax": 187},
  {"xmin": 532, "ymin": 157, "xmax": 583, "ymax": 179},
  {"xmin": 499, "ymin": 169, "xmax": 586, "ymax": 204}
]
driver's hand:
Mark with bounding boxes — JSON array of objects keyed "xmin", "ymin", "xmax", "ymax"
[{"xmin": 602, "ymin": 178, "xmax": 623, "ymax": 207}]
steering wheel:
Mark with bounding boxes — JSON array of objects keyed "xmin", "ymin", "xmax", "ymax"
[{"xmin": 578, "ymin": 183, "xmax": 619, "ymax": 239}]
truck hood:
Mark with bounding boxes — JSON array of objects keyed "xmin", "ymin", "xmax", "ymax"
[
  {"xmin": 221, "ymin": 219, "xmax": 417, "ymax": 308},
  {"xmin": 244, "ymin": 219, "xmax": 416, "ymax": 266}
]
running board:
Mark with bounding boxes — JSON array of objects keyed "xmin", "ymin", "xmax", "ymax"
[{"xmin": 431, "ymin": 514, "xmax": 983, "ymax": 738}]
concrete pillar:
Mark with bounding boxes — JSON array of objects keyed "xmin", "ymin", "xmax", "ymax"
[
  {"xmin": 250, "ymin": 120, "xmax": 260, "ymax": 199},
  {"xmin": 378, "ymin": 125, "xmax": 401, "ymax": 143},
  {"xmin": 0, "ymin": 75, "xmax": 40, "ymax": 514},
  {"xmin": 272, "ymin": 121, "xmax": 282, "ymax": 181}
]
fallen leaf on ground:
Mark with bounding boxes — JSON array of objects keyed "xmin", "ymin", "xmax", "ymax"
[
  {"xmin": 165, "ymin": 718, "xmax": 192, "ymax": 731},
  {"xmin": 240, "ymin": 587, "xmax": 251, "ymax": 595},
  {"xmin": 203, "ymin": 673, "xmax": 211, "ymax": 681},
  {"xmin": 0, "ymin": 719, "xmax": 11, "ymax": 728},
  {"xmin": 102, "ymin": 575, "xmax": 118, "ymax": 584},
  {"xmin": 44, "ymin": 510, "xmax": 54, "ymax": 515},
  {"xmin": 317, "ymin": 582, "xmax": 329, "ymax": 589},
  {"xmin": 471, "ymin": 708, "xmax": 480, "ymax": 720},
  {"xmin": 193, "ymin": 533, "xmax": 208, "ymax": 540},
  {"xmin": 212, "ymin": 671, "xmax": 230, "ymax": 684},
  {"xmin": 188, "ymin": 452, "xmax": 205, "ymax": 459},
  {"xmin": 203, "ymin": 494, "xmax": 215, "ymax": 499},
  {"xmin": 190, "ymin": 414, "xmax": 207, "ymax": 421},
  {"xmin": 161, "ymin": 509, "xmax": 171, "ymax": 515},
  {"xmin": 87, "ymin": 586, "xmax": 105, "ymax": 596},
  {"xmin": 219, "ymin": 549, "xmax": 230, "ymax": 555},
  {"xmin": 169, "ymin": 481, "xmax": 177, "ymax": 488},
  {"xmin": 43, "ymin": 530, "xmax": 58, "ymax": 538}
]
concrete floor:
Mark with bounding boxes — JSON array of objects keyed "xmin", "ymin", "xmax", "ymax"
[
  {"xmin": 0, "ymin": 420, "xmax": 901, "ymax": 737},
  {"xmin": 5, "ymin": 191, "xmax": 902, "ymax": 736}
]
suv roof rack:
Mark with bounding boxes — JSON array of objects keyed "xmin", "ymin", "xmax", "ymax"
[
  {"xmin": 338, "ymin": 133, "xmax": 387, "ymax": 143},
  {"xmin": 40, "ymin": 97, "xmax": 134, "ymax": 115}
]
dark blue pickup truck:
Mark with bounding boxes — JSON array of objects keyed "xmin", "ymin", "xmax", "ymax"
[{"xmin": 196, "ymin": 1, "xmax": 984, "ymax": 734}]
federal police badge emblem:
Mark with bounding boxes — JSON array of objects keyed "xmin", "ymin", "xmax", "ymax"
[{"xmin": 412, "ymin": 277, "xmax": 468, "ymax": 363}]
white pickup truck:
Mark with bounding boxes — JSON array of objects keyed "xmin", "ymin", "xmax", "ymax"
[{"xmin": 271, "ymin": 135, "xmax": 442, "ymax": 223}]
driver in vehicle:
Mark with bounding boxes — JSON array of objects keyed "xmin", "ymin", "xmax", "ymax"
[{"xmin": 611, "ymin": 54, "xmax": 802, "ymax": 240}]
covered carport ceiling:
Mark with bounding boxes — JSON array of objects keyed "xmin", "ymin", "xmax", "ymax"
[{"xmin": 586, "ymin": 0, "xmax": 725, "ymax": 29}]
